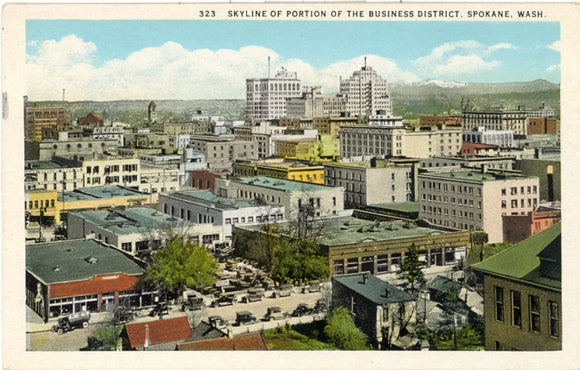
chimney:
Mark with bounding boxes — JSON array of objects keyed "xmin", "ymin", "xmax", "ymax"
[
  {"xmin": 362, "ymin": 274, "xmax": 367, "ymax": 284},
  {"xmin": 144, "ymin": 325, "xmax": 150, "ymax": 348},
  {"xmin": 384, "ymin": 288, "xmax": 389, "ymax": 298}
]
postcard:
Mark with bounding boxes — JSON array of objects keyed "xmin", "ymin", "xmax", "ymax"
[{"xmin": 3, "ymin": 2, "xmax": 580, "ymax": 369}]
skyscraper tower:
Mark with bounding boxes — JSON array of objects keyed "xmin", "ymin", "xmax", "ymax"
[
  {"xmin": 340, "ymin": 61, "xmax": 392, "ymax": 118},
  {"xmin": 246, "ymin": 65, "xmax": 302, "ymax": 123}
]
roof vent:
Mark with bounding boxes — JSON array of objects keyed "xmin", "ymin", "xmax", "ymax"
[
  {"xmin": 53, "ymin": 266, "xmax": 61, "ymax": 272},
  {"xmin": 66, "ymin": 248, "xmax": 74, "ymax": 252},
  {"xmin": 85, "ymin": 256, "xmax": 98, "ymax": 264}
]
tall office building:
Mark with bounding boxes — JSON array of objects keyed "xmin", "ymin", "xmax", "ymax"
[
  {"xmin": 246, "ymin": 66, "xmax": 302, "ymax": 123},
  {"xmin": 340, "ymin": 61, "xmax": 392, "ymax": 118}
]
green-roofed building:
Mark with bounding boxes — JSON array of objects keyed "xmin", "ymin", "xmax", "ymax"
[
  {"xmin": 67, "ymin": 207, "xmax": 224, "ymax": 256},
  {"xmin": 472, "ymin": 222, "xmax": 561, "ymax": 351},
  {"xmin": 215, "ymin": 176, "xmax": 344, "ymax": 220},
  {"xmin": 26, "ymin": 239, "xmax": 151, "ymax": 322},
  {"xmin": 332, "ymin": 272, "xmax": 417, "ymax": 349}
]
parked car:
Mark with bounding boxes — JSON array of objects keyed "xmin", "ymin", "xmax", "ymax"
[
  {"xmin": 241, "ymin": 288, "xmax": 265, "ymax": 303},
  {"xmin": 51, "ymin": 311, "xmax": 91, "ymax": 335},
  {"xmin": 208, "ymin": 315, "xmax": 229, "ymax": 328},
  {"xmin": 181, "ymin": 295, "xmax": 204, "ymax": 311},
  {"xmin": 149, "ymin": 302, "xmax": 169, "ymax": 317},
  {"xmin": 263, "ymin": 306, "xmax": 288, "ymax": 321},
  {"xmin": 113, "ymin": 307, "xmax": 137, "ymax": 324},
  {"xmin": 272, "ymin": 284, "xmax": 293, "ymax": 298},
  {"xmin": 304, "ymin": 281, "xmax": 321, "ymax": 293},
  {"xmin": 210, "ymin": 294, "xmax": 236, "ymax": 307},
  {"xmin": 291, "ymin": 303, "xmax": 313, "ymax": 317},
  {"xmin": 235, "ymin": 311, "xmax": 258, "ymax": 326},
  {"xmin": 313, "ymin": 298, "xmax": 328, "ymax": 313}
]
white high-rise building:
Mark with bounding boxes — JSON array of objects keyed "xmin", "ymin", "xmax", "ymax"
[
  {"xmin": 340, "ymin": 61, "xmax": 392, "ymax": 118},
  {"xmin": 246, "ymin": 67, "xmax": 302, "ymax": 123}
]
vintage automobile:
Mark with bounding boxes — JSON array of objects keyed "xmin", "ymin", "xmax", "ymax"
[
  {"xmin": 241, "ymin": 288, "xmax": 265, "ymax": 303},
  {"xmin": 149, "ymin": 302, "xmax": 169, "ymax": 317},
  {"xmin": 235, "ymin": 311, "xmax": 258, "ymax": 326},
  {"xmin": 113, "ymin": 307, "xmax": 137, "ymax": 324},
  {"xmin": 263, "ymin": 306, "xmax": 288, "ymax": 321},
  {"xmin": 272, "ymin": 284, "xmax": 293, "ymax": 298},
  {"xmin": 291, "ymin": 303, "xmax": 313, "ymax": 317},
  {"xmin": 51, "ymin": 311, "xmax": 91, "ymax": 335},
  {"xmin": 208, "ymin": 315, "xmax": 229, "ymax": 329},
  {"xmin": 303, "ymin": 281, "xmax": 321, "ymax": 293},
  {"xmin": 181, "ymin": 295, "xmax": 204, "ymax": 311},
  {"xmin": 210, "ymin": 294, "xmax": 236, "ymax": 307},
  {"xmin": 313, "ymin": 298, "xmax": 328, "ymax": 313}
]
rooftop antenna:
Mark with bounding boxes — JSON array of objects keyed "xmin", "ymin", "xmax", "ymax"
[
  {"xmin": 268, "ymin": 56, "xmax": 271, "ymax": 78},
  {"xmin": 62, "ymin": 88, "xmax": 65, "ymax": 102},
  {"xmin": 364, "ymin": 56, "xmax": 367, "ymax": 69}
]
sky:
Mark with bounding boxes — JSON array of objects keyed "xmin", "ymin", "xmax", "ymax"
[{"xmin": 26, "ymin": 20, "xmax": 561, "ymax": 101}]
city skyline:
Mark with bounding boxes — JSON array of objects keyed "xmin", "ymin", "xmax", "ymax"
[{"xmin": 26, "ymin": 20, "xmax": 560, "ymax": 101}]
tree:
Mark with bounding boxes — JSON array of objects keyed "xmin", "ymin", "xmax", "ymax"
[
  {"xmin": 87, "ymin": 323, "xmax": 123, "ymax": 351},
  {"xmin": 324, "ymin": 307, "xmax": 367, "ymax": 350},
  {"xmin": 147, "ymin": 233, "xmax": 218, "ymax": 294},
  {"xmin": 398, "ymin": 244, "xmax": 425, "ymax": 291}
]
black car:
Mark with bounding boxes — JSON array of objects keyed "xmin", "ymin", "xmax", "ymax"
[
  {"xmin": 210, "ymin": 294, "xmax": 236, "ymax": 307},
  {"xmin": 235, "ymin": 311, "xmax": 258, "ymax": 325},
  {"xmin": 291, "ymin": 303, "xmax": 313, "ymax": 317},
  {"xmin": 51, "ymin": 311, "xmax": 91, "ymax": 335}
]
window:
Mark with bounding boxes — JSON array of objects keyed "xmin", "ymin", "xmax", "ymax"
[
  {"xmin": 548, "ymin": 301, "xmax": 560, "ymax": 338},
  {"xmin": 121, "ymin": 242, "xmax": 132, "ymax": 252},
  {"xmin": 248, "ymin": 216, "xmax": 253, "ymax": 223},
  {"xmin": 511, "ymin": 291, "xmax": 522, "ymax": 328},
  {"xmin": 511, "ymin": 187, "xmax": 517, "ymax": 195},
  {"xmin": 495, "ymin": 286, "xmax": 504, "ymax": 322},
  {"xmin": 225, "ymin": 218, "xmax": 231, "ymax": 224},
  {"xmin": 529, "ymin": 295, "xmax": 540, "ymax": 333},
  {"xmin": 511, "ymin": 200, "xmax": 518, "ymax": 208}
]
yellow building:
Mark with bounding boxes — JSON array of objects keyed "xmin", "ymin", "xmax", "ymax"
[
  {"xmin": 26, "ymin": 190, "xmax": 62, "ymax": 224},
  {"xmin": 25, "ymin": 186, "xmax": 154, "ymax": 226},
  {"xmin": 233, "ymin": 159, "xmax": 325, "ymax": 184}
]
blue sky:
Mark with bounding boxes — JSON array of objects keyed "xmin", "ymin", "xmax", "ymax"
[{"xmin": 26, "ymin": 20, "xmax": 560, "ymax": 101}]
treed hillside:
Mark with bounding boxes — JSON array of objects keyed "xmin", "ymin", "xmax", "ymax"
[
  {"xmin": 391, "ymin": 79, "xmax": 560, "ymax": 119},
  {"xmin": 27, "ymin": 79, "xmax": 559, "ymax": 124}
]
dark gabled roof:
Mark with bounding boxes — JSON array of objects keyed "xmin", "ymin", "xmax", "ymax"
[
  {"xmin": 428, "ymin": 275, "xmax": 459, "ymax": 294},
  {"xmin": 126, "ymin": 316, "xmax": 192, "ymax": 347},
  {"xmin": 185, "ymin": 321, "xmax": 227, "ymax": 342},
  {"xmin": 26, "ymin": 239, "xmax": 144, "ymax": 284},
  {"xmin": 332, "ymin": 273, "xmax": 414, "ymax": 305},
  {"xmin": 472, "ymin": 222, "xmax": 561, "ymax": 290}
]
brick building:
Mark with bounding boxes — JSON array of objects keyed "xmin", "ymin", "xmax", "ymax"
[
  {"xmin": 502, "ymin": 209, "xmax": 561, "ymax": 244},
  {"xmin": 26, "ymin": 239, "xmax": 148, "ymax": 322},
  {"xmin": 473, "ymin": 223, "xmax": 561, "ymax": 350}
]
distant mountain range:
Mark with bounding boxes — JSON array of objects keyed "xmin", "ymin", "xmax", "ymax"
[{"xmin": 29, "ymin": 79, "xmax": 559, "ymax": 123}]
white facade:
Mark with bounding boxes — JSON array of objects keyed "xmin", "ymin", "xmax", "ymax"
[
  {"xmin": 246, "ymin": 67, "xmax": 302, "ymax": 122},
  {"xmin": 170, "ymin": 134, "xmax": 191, "ymax": 148},
  {"xmin": 158, "ymin": 190, "xmax": 286, "ymax": 243},
  {"xmin": 463, "ymin": 127, "xmax": 514, "ymax": 148},
  {"xmin": 340, "ymin": 64, "xmax": 392, "ymax": 117},
  {"xmin": 92, "ymin": 126, "xmax": 125, "ymax": 147}
]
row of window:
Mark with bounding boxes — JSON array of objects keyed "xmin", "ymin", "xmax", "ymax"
[
  {"xmin": 26, "ymin": 199, "xmax": 56, "ymax": 210},
  {"xmin": 502, "ymin": 186, "xmax": 537, "ymax": 196},
  {"xmin": 422, "ymin": 181, "xmax": 482, "ymax": 196},
  {"xmin": 494, "ymin": 286, "xmax": 559, "ymax": 338},
  {"xmin": 225, "ymin": 214, "xmax": 283, "ymax": 224},
  {"xmin": 422, "ymin": 206, "xmax": 482, "ymax": 221},
  {"xmin": 501, "ymin": 198, "xmax": 538, "ymax": 209},
  {"xmin": 422, "ymin": 194, "xmax": 482, "ymax": 208}
]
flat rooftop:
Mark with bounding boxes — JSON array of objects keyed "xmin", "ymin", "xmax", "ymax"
[
  {"xmin": 367, "ymin": 202, "xmax": 419, "ymax": 214},
  {"xmin": 70, "ymin": 207, "xmax": 177, "ymax": 235},
  {"xmin": 25, "ymin": 160, "xmax": 76, "ymax": 170},
  {"xmin": 164, "ymin": 190, "xmax": 257, "ymax": 210},
  {"xmin": 26, "ymin": 239, "xmax": 143, "ymax": 284},
  {"xmin": 238, "ymin": 216, "xmax": 451, "ymax": 246},
  {"xmin": 420, "ymin": 170, "xmax": 529, "ymax": 182},
  {"xmin": 237, "ymin": 176, "xmax": 337, "ymax": 192},
  {"xmin": 62, "ymin": 186, "xmax": 148, "ymax": 202}
]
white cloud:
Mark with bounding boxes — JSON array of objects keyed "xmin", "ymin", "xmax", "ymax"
[
  {"xmin": 26, "ymin": 35, "xmax": 418, "ymax": 101},
  {"xmin": 412, "ymin": 40, "xmax": 512, "ymax": 80},
  {"xmin": 548, "ymin": 40, "xmax": 561, "ymax": 53},
  {"xmin": 547, "ymin": 64, "xmax": 560, "ymax": 72}
]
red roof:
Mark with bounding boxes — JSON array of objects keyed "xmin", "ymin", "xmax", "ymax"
[
  {"xmin": 78, "ymin": 112, "xmax": 103, "ymax": 125},
  {"xmin": 126, "ymin": 316, "xmax": 192, "ymax": 347},
  {"xmin": 461, "ymin": 142, "xmax": 498, "ymax": 155},
  {"xmin": 178, "ymin": 332, "xmax": 268, "ymax": 351}
]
